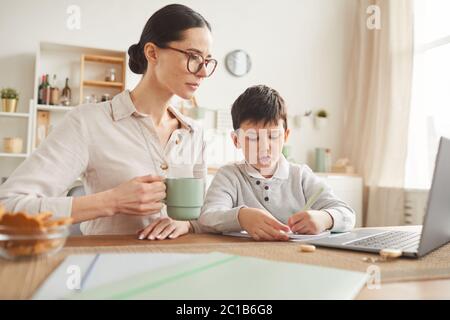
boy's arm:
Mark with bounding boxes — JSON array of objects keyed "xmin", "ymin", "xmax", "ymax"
[
  {"xmin": 301, "ymin": 165, "xmax": 356, "ymax": 232},
  {"xmin": 195, "ymin": 168, "xmax": 246, "ymax": 234}
]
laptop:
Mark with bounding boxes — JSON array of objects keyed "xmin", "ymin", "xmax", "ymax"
[{"xmin": 309, "ymin": 136, "xmax": 450, "ymax": 258}]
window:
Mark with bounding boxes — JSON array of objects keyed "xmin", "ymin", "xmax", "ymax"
[{"xmin": 405, "ymin": 0, "xmax": 450, "ymax": 189}]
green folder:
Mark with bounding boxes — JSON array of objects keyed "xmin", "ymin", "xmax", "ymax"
[{"xmin": 68, "ymin": 252, "xmax": 368, "ymax": 300}]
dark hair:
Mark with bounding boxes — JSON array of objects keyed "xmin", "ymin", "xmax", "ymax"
[
  {"xmin": 231, "ymin": 85, "xmax": 288, "ymax": 130},
  {"xmin": 128, "ymin": 4, "xmax": 211, "ymax": 74}
]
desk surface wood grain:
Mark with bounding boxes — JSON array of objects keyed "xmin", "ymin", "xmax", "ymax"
[{"xmin": 1, "ymin": 227, "xmax": 450, "ymax": 300}]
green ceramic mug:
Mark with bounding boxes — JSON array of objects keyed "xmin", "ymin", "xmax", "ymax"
[{"xmin": 165, "ymin": 178, "xmax": 204, "ymax": 221}]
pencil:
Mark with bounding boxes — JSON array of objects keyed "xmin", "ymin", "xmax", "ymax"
[{"xmin": 299, "ymin": 186, "xmax": 324, "ymax": 213}]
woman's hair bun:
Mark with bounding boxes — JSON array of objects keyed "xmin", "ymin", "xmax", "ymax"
[{"xmin": 128, "ymin": 43, "xmax": 146, "ymax": 74}]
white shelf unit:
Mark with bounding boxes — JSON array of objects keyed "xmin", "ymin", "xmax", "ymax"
[
  {"xmin": 0, "ymin": 99, "xmax": 34, "ymax": 157},
  {"xmin": 0, "ymin": 42, "xmax": 127, "ymax": 182},
  {"xmin": 0, "ymin": 100, "xmax": 35, "ymax": 182},
  {"xmin": 31, "ymin": 41, "xmax": 127, "ymax": 152}
]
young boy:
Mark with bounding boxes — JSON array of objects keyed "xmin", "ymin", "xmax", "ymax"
[{"xmin": 198, "ymin": 85, "xmax": 355, "ymax": 241}]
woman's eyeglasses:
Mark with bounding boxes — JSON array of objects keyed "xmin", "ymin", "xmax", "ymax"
[{"xmin": 162, "ymin": 46, "xmax": 218, "ymax": 77}]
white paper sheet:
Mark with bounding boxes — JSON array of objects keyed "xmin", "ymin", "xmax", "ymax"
[
  {"xmin": 32, "ymin": 253, "xmax": 205, "ymax": 300},
  {"xmin": 223, "ymin": 230, "xmax": 331, "ymax": 241}
]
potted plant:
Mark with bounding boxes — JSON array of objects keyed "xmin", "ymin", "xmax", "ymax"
[
  {"xmin": 1, "ymin": 88, "xmax": 19, "ymax": 113},
  {"xmin": 314, "ymin": 109, "xmax": 328, "ymax": 129},
  {"xmin": 293, "ymin": 109, "xmax": 313, "ymax": 128}
]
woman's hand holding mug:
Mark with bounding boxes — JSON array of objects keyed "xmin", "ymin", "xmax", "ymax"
[{"xmin": 107, "ymin": 175, "xmax": 166, "ymax": 216}]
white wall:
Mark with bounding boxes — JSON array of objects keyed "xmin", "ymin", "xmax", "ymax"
[{"xmin": 0, "ymin": 0, "xmax": 357, "ymax": 179}]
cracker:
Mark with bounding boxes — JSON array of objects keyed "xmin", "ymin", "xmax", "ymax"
[
  {"xmin": 35, "ymin": 211, "xmax": 53, "ymax": 222},
  {"xmin": 0, "ymin": 206, "xmax": 5, "ymax": 222},
  {"xmin": 0, "ymin": 210, "xmax": 71, "ymax": 259},
  {"xmin": 379, "ymin": 248, "xmax": 402, "ymax": 259},
  {"xmin": 298, "ymin": 244, "xmax": 316, "ymax": 253},
  {"xmin": 42, "ymin": 217, "xmax": 72, "ymax": 229},
  {"xmin": 1, "ymin": 212, "xmax": 43, "ymax": 230}
]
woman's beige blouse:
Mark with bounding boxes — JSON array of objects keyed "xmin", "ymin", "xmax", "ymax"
[{"xmin": 0, "ymin": 90, "xmax": 206, "ymax": 235}]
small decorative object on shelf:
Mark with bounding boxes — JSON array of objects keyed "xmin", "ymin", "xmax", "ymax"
[
  {"xmin": 60, "ymin": 78, "xmax": 72, "ymax": 106},
  {"xmin": 1, "ymin": 88, "xmax": 19, "ymax": 113},
  {"xmin": 101, "ymin": 94, "xmax": 111, "ymax": 102},
  {"xmin": 314, "ymin": 109, "xmax": 328, "ymax": 129},
  {"xmin": 38, "ymin": 75, "xmax": 46, "ymax": 105},
  {"xmin": 42, "ymin": 74, "xmax": 51, "ymax": 105},
  {"xmin": 293, "ymin": 109, "xmax": 313, "ymax": 128},
  {"xmin": 36, "ymin": 111, "xmax": 50, "ymax": 147},
  {"xmin": 105, "ymin": 68, "xmax": 117, "ymax": 82},
  {"xmin": 3, "ymin": 137, "xmax": 23, "ymax": 154},
  {"xmin": 315, "ymin": 147, "xmax": 332, "ymax": 172},
  {"xmin": 84, "ymin": 94, "xmax": 98, "ymax": 104},
  {"xmin": 83, "ymin": 96, "xmax": 91, "ymax": 104},
  {"xmin": 331, "ymin": 158, "xmax": 355, "ymax": 174},
  {"xmin": 49, "ymin": 74, "xmax": 60, "ymax": 106}
]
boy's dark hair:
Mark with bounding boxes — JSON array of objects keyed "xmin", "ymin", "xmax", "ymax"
[{"xmin": 231, "ymin": 85, "xmax": 288, "ymax": 130}]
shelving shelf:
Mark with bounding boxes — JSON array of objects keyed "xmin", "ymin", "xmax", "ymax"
[
  {"xmin": 31, "ymin": 42, "xmax": 127, "ymax": 152},
  {"xmin": 79, "ymin": 51, "xmax": 126, "ymax": 107},
  {"xmin": 0, "ymin": 153, "xmax": 28, "ymax": 158},
  {"xmin": 36, "ymin": 105, "xmax": 75, "ymax": 112},
  {"xmin": 84, "ymin": 54, "xmax": 125, "ymax": 64},
  {"xmin": 0, "ymin": 42, "xmax": 127, "ymax": 180},
  {"xmin": 82, "ymin": 80, "xmax": 124, "ymax": 89},
  {"xmin": 0, "ymin": 112, "xmax": 29, "ymax": 118}
]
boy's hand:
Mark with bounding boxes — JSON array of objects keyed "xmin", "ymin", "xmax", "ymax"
[
  {"xmin": 238, "ymin": 208, "xmax": 290, "ymax": 241},
  {"xmin": 137, "ymin": 217, "xmax": 192, "ymax": 240},
  {"xmin": 288, "ymin": 210, "xmax": 333, "ymax": 235}
]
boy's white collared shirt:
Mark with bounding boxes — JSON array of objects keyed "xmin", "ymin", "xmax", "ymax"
[
  {"xmin": 197, "ymin": 155, "xmax": 356, "ymax": 234},
  {"xmin": 241, "ymin": 156, "xmax": 290, "ymax": 181}
]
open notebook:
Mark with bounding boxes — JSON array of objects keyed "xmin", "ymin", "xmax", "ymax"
[
  {"xmin": 67, "ymin": 253, "xmax": 367, "ymax": 300},
  {"xmin": 223, "ymin": 230, "xmax": 331, "ymax": 241},
  {"xmin": 34, "ymin": 252, "xmax": 368, "ymax": 300}
]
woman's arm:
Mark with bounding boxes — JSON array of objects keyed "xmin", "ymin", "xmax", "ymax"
[
  {"xmin": 72, "ymin": 175, "xmax": 166, "ymax": 223},
  {"xmin": 71, "ymin": 190, "xmax": 115, "ymax": 223},
  {"xmin": 0, "ymin": 105, "xmax": 168, "ymax": 226},
  {"xmin": 0, "ymin": 109, "xmax": 89, "ymax": 218}
]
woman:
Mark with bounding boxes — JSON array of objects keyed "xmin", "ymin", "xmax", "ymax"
[{"xmin": 0, "ymin": 4, "xmax": 217, "ymax": 239}]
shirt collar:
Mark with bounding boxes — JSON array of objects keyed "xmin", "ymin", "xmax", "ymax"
[
  {"xmin": 110, "ymin": 90, "xmax": 194, "ymax": 132},
  {"xmin": 240, "ymin": 154, "xmax": 290, "ymax": 180}
]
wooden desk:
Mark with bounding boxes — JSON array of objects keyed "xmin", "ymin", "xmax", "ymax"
[{"xmin": 1, "ymin": 229, "xmax": 450, "ymax": 300}]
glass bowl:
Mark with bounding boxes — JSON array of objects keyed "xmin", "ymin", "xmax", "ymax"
[{"xmin": 0, "ymin": 224, "xmax": 69, "ymax": 260}]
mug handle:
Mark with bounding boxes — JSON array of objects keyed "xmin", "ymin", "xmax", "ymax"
[{"xmin": 161, "ymin": 180, "xmax": 167, "ymax": 204}]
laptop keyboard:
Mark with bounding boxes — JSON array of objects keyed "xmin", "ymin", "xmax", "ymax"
[{"xmin": 345, "ymin": 231, "xmax": 421, "ymax": 252}]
